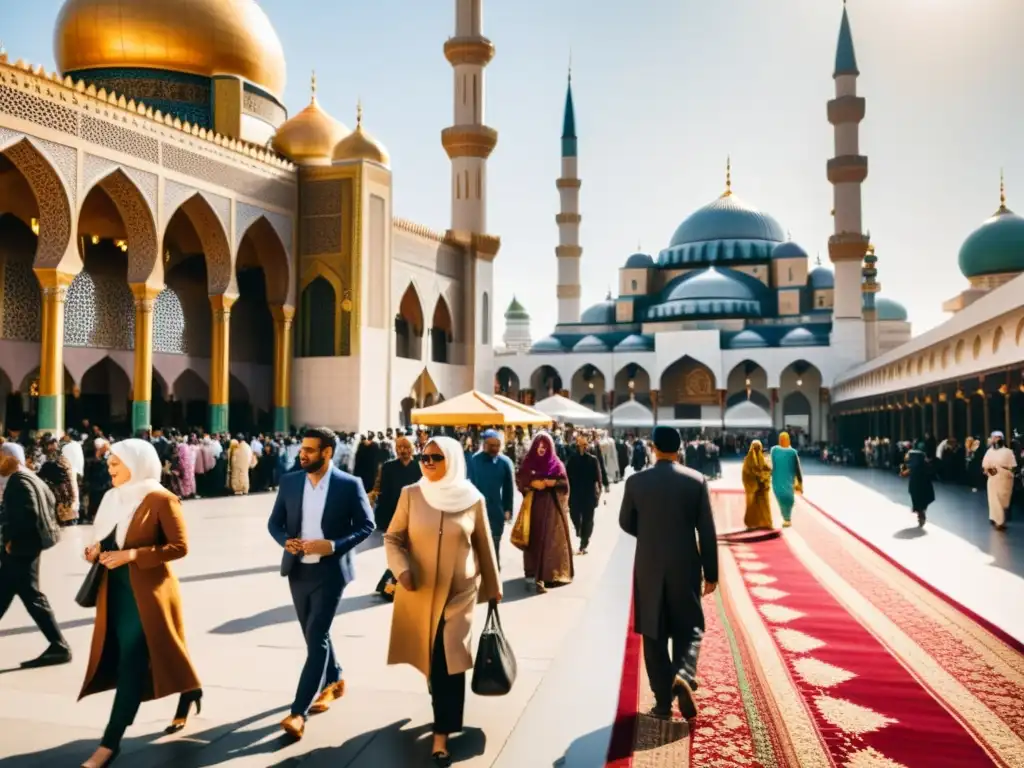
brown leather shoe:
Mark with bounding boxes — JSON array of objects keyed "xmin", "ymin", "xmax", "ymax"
[
  {"xmin": 280, "ymin": 714, "xmax": 305, "ymax": 739},
  {"xmin": 308, "ymin": 680, "xmax": 345, "ymax": 714}
]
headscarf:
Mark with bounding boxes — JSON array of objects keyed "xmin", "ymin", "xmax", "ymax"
[
  {"xmin": 743, "ymin": 439, "xmax": 769, "ymax": 475},
  {"xmin": 519, "ymin": 432, "xmax": 566, "ymax": 479},
  {"xmin": 415, "ymin": 436, "xmax": 483, "ymax": 513},
  {"xmin": 778, "ymin": 432, "xmax": 791, "ymax": 449},
  {"xmin": 0, "ymin": 442, "xmax": 26, "ymax": 496},
  {"xmin": 92, "ymin": 439, "xmax": 164, "ymax": 548}
]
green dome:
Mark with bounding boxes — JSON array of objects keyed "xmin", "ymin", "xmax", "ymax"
[
  {"xmin": 504, "ymin": 296, "xmax": 530, "ymax": 320},
  {"xmin": 957, "ymin": 205, "xmax": 1024, "ymax": 279},
  {"xmin": 875, "ymin": 296, "xmax": 908, "ymax": 322}
]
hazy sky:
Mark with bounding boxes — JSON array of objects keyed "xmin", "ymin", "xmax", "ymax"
[{"xmin": 10, "ymin": 0, "xmax": 1022, "ymax": 340}]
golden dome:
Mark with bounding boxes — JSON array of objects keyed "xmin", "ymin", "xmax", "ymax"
[
  {"xmin": 54, "ymin": 0, "xmax": 287, "ymax": 98},
  {"xmin": 332, "ymin": 102, "xmax": 390, "ymax": 167},
  {"xmin": 272, "ymin": 73, "xmax": 349, "ymax": 164}
]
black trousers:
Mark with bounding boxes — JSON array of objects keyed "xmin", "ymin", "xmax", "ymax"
[
  {"xmin": 101, "ymin": 565, "xmax": 149, "ymax": 750},
  {"xmin": 570, "ymin": 504, "xmax": 596, "ymax": 549},
  {"xmin": 0, "ymin": 551, "xmax": 65, "ymax": 647},
  {"xmin": 492, "ymin": 532, "xmax": 502, "ymax": 572},
  {"xmin": 429, "ymin": 616, "xmax": 465, "ymax": 735},
  {"xmin": 643, "ymin": 625, "xmax": 703, "ymax": 710},
  {"xmin": 288, "ymin": 562, "xmax": 345, "ymax": 717}
]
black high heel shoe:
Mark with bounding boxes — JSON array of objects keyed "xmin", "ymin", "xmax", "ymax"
[{"xmin": 165, "ymin": 689, "xmax": 203, "ymax": 734}]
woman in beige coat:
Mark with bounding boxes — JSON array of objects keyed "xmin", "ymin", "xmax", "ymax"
[{"xmin": 384, "ymin": 435, "xmax": 502, "ymax": 767}]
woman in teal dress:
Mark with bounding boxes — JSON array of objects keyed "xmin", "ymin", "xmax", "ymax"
[{"xmin": 769, "ymin": 432, "xmax": 803, "ymax": 528}]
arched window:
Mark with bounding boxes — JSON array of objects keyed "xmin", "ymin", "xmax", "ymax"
[
  {"xmin": 301, "ymin": 277, "xmax": 336, "ymax": 357},
  {"xmin": 481, "ymin": 292, "xmax": 490, "ymax": 345}
]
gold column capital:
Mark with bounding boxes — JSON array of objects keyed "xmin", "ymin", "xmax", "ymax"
[
  {"xmin": 33, "ymin": 268, "xmax": 75, "ymax": 290},
  {"xmin": 130, "ymin": 283, "xmax": 163, "ymax": 302},
  {"xmin": 271, "ymin": 304, "xmax": 296, "ymax": 323},
  {"xmin": 210, "ymin": 293, "xmax": 238, "ymax": 313}
]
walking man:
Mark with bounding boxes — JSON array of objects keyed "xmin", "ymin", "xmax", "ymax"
[
  {"xmin": 618, "ymin": 426, "xmax": 718, "ymax": 721},
  {"xmin": 0, "ymin": 442, "xmax": 72, "ymax": 668},
  {"xmin": 982, "ymin": 431, "xmax": 1017, "ymax": 531},
  {"xmin": 566, "ymin": 433, "xmax": 601, "ymax": 555},
  {"xmin": 467, "ymin": 429, "xmax": 515, "ymax": 568},
  {"xmin": 267, "ymin": 427, "xmax": 375, "ymax": 739},
  {"xmin": 372, "ymin": 435, "xmax": 422, "ymax": 598}
]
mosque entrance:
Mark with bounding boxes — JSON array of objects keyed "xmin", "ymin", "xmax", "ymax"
[{"xmin": 80, "ymin": 358, "xmax": 132, "ymax": 436}]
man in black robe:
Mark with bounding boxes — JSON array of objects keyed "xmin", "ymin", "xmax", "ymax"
[
  {"xmin": 566, "ymin": 434, "xmax": 601, "ymax": 555},
  {"xmin": 371, "ymin": 436, "xmax": 422, "ymax": 600},
  {"xmin": 619, "ymin": 426, "xmax": 718, "ymax": 722},
  {"xmin": 353, "ymin": 433, "xmax": 379, "ymax": 492}
]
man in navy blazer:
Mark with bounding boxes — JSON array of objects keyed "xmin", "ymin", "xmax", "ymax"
[{"xmin": 268, "ymin": 426, "xmax": 374, "ymax": 740}]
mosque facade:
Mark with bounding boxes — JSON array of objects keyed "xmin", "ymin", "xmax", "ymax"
[
  {"xmin": 0, "ymin": 0, "xmax": 498, "ymax": 436},
  {"xmin": 493, "ymin": 6, "xmax": 922, "ymax": 443}
]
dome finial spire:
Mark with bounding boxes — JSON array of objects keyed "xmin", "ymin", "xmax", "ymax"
[
  {"xmin": 998, "ymin": 168, "xmax": 1008, "ymax": 213},
  {"xmin": 310, "ymin": 70, "xmax": 317, "ymax": 101},
  {"xmin": 356, "ymin": 98, "xmax": 363, "ymax": 129},
  {"xmin": 722, "ymin": 155, "xmax": 733, "ymax": 197}
]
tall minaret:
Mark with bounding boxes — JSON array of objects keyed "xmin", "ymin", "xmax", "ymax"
[
  {"xmin": 826, "ymin": 2, "xmax": 870, "ymax": 365},
  {"xmin": 442, "ymin": 0, "xmax": 500, "ymax": 392},
  {"xmin": 556, "ymin": 65, "xmax": 582, "ymax": 324},
  {"xmin": 862, "ymin": 241, "xmax": 880, "ymax": 359}
]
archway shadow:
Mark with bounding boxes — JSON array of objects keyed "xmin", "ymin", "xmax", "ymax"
[
  {"xmin": 209, "ymin": 593, "xmax": 384, "ymax": 635},
  {"xmin": 0, "ymin": 705, "xmax": 289, "ymax": 767},
  {"xmin": 269, "ymin": 719, "xmax": 485, "ymax": 767}
]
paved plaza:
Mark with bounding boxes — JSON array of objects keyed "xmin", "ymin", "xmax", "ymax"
[{"xmin": 1, "ymin": 462, "xmax": 1022, "ymax": 767}]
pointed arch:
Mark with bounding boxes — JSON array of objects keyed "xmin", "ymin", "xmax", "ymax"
[
  {"xmin": 660, "ymin": 355, "xmax": 717, "ymax": 406},
  {"xmin": 299, "ymin": 259, "xmax": 345, "ymax": 357},
  {"xmin": 430, "ymin": 295, "xmax": 454, "ymax": 363},
  {"xmin": 571, "ymin": 363, "xmax": 607, "ymax": 410},
  {"xmin": 530, "ymin": 365, "xmax": 563, "ymax": 397},
  {"xmin": 80, "ymin": 356, "xmax": 132, "ymax": 431},
  {"xmin": 238, "ymin": 214, "xmax": 292, "ymax": 306},
  {"xmin": 613, "ymin": 363, "xmax": 652, "ymax": 407},
  {"xmin": 173, "ymin": 368, "xmax": 208, "ymax": 402},
  {"xmin": 165, "ymin": 193, "xmax": 233, "ymax": 295},
  {"xmin": 0, "ymin": 138, "xmax": 75, "ymax": 271},
  {"xmin": 81, "ymin": 168, "xmax": 160, "ymax": 284},
  {"xmin": 495, "ymin": 367, "xmax": 520, "ymax": 398},
  {"xmin": 396, "ymin": 283, "xmax": 425, "ymax": 360}
]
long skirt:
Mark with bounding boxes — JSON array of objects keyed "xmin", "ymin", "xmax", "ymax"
[{"xmin": 523, "ymin": 492, "xmax": 574, "ymax": 586}]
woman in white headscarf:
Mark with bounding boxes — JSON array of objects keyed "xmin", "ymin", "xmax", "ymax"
[
  {"xmin": 78, "ymin": 439, "xmax": 202, "ymax": 768},
  {"xmin": 384, "ymin": 436, "xmax": 502, "ymax": 767}
]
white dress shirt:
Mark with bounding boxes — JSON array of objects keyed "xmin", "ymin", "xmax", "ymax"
[{"xmin": 300, "ymin": 472, "xmax": 332, "ymax": 564}]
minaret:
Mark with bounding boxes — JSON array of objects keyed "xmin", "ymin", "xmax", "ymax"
[
  {"xmin": 826, "ymin": 1, "xmax": 870, "ymax": 364},
  {"xmin": 442, "ymin": 0, "xmax": 501, "ymax": 392},
  {"xmin": 861, "ymin": 241, "xmax": 880, "ymax": 359},
  {"xmin": 556, "ymin": 64, "xmax": 582, "ymax": 324}
]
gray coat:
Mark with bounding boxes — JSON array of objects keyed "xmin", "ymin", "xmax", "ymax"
[{"xmin": 619, "ymin": 461, "xmax": 718, "ymax": 639}]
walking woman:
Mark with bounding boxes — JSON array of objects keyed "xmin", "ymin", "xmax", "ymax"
[
  {"xmin": 769, "ymin": 432, "xmax": 803, "ymax": 528},
  {"xmin": 516, "ymin": 432, "xmax": 574, "ymax": 593},
  {"xmin": 384, "ymin": 436, "xmax": 501, "ymax": 767},
  {"xmin": 900, "ymin": 441, "xmax": 934, "ymax": 527},
  {"xmin": 741, "ymin": 440, "xmax": 773, "ymax": 530},
  {"xmin": 79, "ymin": 439, "xmax": 202, "ymax": 768}
]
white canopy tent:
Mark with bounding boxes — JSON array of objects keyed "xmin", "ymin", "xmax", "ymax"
[
  {"xmin": 533, "ymin": 394, "xmax": 609, "ymax": 426},
  {"xmin": 610, "ymin": 400, "xmax": 655, "ymax": 428},
  {"xmin": 723, "ymin": 399, "xmax": 773, "ymax": 429}
]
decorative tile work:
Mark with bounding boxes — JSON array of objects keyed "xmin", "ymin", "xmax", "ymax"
[
  {"xmin": 0, "ymin": 129, "xmax": 78, "ymax": 203},
  {"xmin": 163, "ymin": 145, "xmax": 294, "ymax": 210},
  {"xmin": 68, "ymin": 68, "xmax": 211, "ymax": 129},
  {"xmin": 0, "ymin": 81, "xmax": 79, "ymax": 135},
  {"xmin": 300, "ymin": 180, "xmax": 343, "ymax": 216},
  {"xmin": 235, "ymin": 202, "xmax": 293, "ymax": 258},
  {"xmin": 82, "ymin": 165, "xmax": 159, "ymax": 282},
  {"xmin": 82, "ymin": 155, "xmax": 158, "ymax": 217},
  {"xmin": 1, "ymin": 249, "xmax": 41, "ymax": 342},
  {"xmin": 2, "ymin": 140, "xmax": 73, "ymax": 269},
  {"xmin": 162, "ymin": 179, "xmax": 230, "ymax": 234},
  {"xmin": 242, "ymin": 89, "xmax": 286, "ymax": 125},
  {"xmin": 81, "ymin": 114, "xmax": 160, "ymax": 165},
  {"xmin": 300, "ymin": 216, "xmax": 342, "ymax": 255},
  {"xmin": 182, "ymin": 196, "xmax": 232, "ymax": 294},
  {"xmin": 153, "ymin": 287, "xmax": 187, "ymax": 354},
  {"xmin": 63, "ymin": 270, "xmax": 135, "ymax": 349}
]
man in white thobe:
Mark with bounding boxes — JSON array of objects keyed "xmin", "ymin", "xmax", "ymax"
[{"xmin": 981, "ymin": 431, "xmax": 1016, "ymax": 530}]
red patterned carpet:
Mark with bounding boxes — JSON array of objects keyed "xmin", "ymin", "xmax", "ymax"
[{"xmin": 606, "ymin": 490, "xmax": 1024, "ymax": 767}]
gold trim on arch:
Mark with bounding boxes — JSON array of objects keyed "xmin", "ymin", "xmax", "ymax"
[{"xmin": 300, "ymin": 258, "xmax": 344, "ymax": 357}]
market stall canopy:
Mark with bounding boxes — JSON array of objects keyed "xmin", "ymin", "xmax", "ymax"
[
  {"xmin": 723, "ymin": 400, "xmax": 773, "ymax": 429},
  {"xmin": 412, "ymin": 390, "xmax": 553, "ymax": 427},
  {"xmin": 533, "ymin": 394, "xmax": 610, "ymax": 426},
  {"xmin": 610, "ymin": 400, "xmax": 654, "ymax": 428},
  {"xmin": 491, "ymin": 394, "xmax": 553, "ymax": 423}
]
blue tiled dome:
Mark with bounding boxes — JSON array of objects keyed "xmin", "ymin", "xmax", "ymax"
[
  {"xmin": 573, "ymin": 335, "xmax": 610, "ymax": 353},
  {"xmin": 615, "ymin": 334, "xmax": 654, "ymax": 352},
  {"xmin": 875, "ymin": 296, "xmax": 908, "ymax": 322},
  {"xmin": 645, "ymin": 267, "xmax": 767, "ymax": 320},
  {"xmin": 658, "ymin": 194, "xmax": 786, "ymax": 267},
  {"xmin": 807, "ymin": 266, "xmax": 835, "ymax": 289},
  {"xmin": 771, "ymin": 241, "xmax": 808, "ymax": 260},
  {"xmin": 779, "ymin": 327, "xmax": 825, "ymax": 347},
  {"xmin": 728, "ymin": 329, "xmax": 769, "ymax": 349},
  {"xmin": 957, "ymin": 205, "xmax": 1024, "ymax": 279},
  {"xmin": 579, "ymin": 300, "xmax": 616, "ymax": 324},
  {"xmin": 530, "ymin": 336, "xmax": 564, "ymax": 353},
  {"xmin": 623, "ymin": 252, "xmax": 654, "ymax": 269}
]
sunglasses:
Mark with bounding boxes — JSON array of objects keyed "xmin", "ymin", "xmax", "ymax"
[{"xmin": 419, "ymin": 453, "xmax": 446, "ymax": 465}]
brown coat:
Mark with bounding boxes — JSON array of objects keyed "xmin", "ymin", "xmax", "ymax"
[
  {"xmin": 79, "ymin": 489, "xmax": 201, "ymax": 701},
  {"xmin": 384, "ymin": 486, "xmax": 500, "ymax": 678}
]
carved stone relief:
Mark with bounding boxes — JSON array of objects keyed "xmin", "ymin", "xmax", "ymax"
[
  {"xmin": 0, "ymin": 139, "xmax": 73, "ymax": 269},
  {"xmin": 82, "ymin": 165, "xmax": 160, "ymax": 283}
]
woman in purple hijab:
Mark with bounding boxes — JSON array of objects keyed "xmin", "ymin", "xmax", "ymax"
[{"xmin": 515, "ymin": 432, "xmax": 574, "ymax": 592}]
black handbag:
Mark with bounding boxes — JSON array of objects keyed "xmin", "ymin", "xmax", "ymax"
[
  {"xmin": 471, "ymin": 600, "xmax": 517, "ymax": 696},
  {"xmin": 75, "ymin": 561, "xmax": 103, "ymax": 608}
]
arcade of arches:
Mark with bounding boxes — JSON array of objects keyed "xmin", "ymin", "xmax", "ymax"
[
  {"xmin": 0, "ymin": 145, "xmax": 294, "ymax": 436},
  {"xmin": 395, "ymin": 283, "xmax": 454, "ymax": 365},
  {"xmin": 495, "ymin": 357, "xmax": 830, "ymax": 439}
]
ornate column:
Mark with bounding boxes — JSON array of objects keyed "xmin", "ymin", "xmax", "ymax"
[
  {"xmin": 130, "ymin": 284, "xmax": 160, "ymax": 433},
  {"xmin": 34, "ymin": 269, "xmax": 74, "ymax": 434},
  {"xmin": 271, "ymin": 305, "xmax": 295, "ymax": 434},
  {"xmin": 208, "ymin": 294, "xmax": 236, "ymax": 434}
]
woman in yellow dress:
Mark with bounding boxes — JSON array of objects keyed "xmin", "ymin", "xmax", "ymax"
[{"xmin": 741, "ymin": 440, "xmax": 773, "ymax": 529}]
